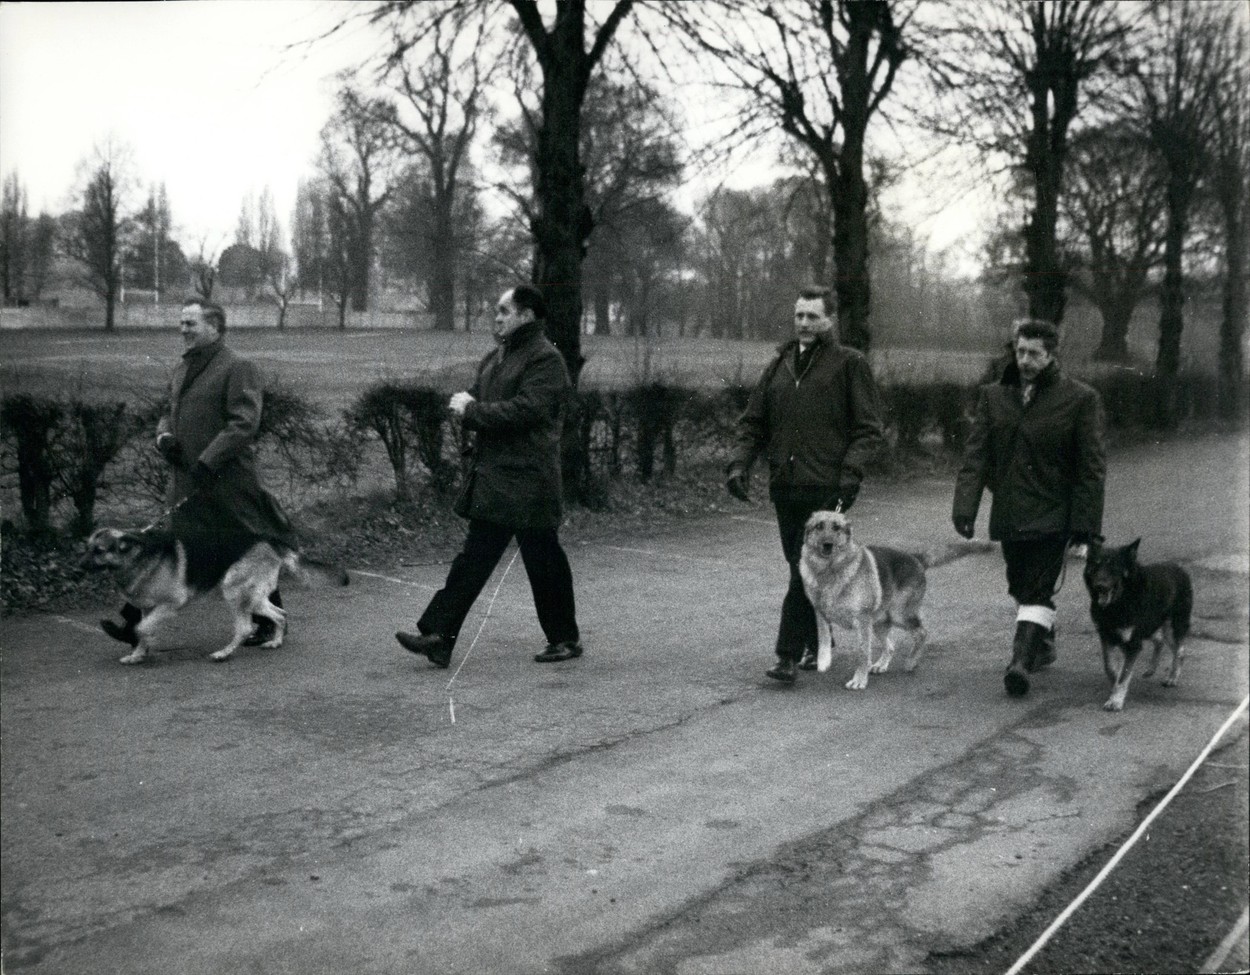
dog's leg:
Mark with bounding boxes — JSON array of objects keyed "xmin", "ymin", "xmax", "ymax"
[
  {"xmin": 815, "ymin": 611, "xmax": 835, "ymax": 673},
  {"xmin": 903, "ymin": 615, "xmax": 927, "ymax": 673},
  {"xmin": 1162, "ymin": 622, "xmax": 1184, "ymax": 687},
  {"xmin": 1101, "ymin": 640, "xmax": 1119, "ymax": 685},
  {"xmin": 120, "ymin": 605, "xmax": 174, "ymax": 665},
  {"xmin": 846, "ymin": 615, "xmax": 873, "ymax": 690},
  {"xmin": 1104, "ymin": 639, "xmax": 1141, "ymax": 711},
  {"xmin": 1141, "ymin": 634, "xmax": 1164, "ymax": 679},
  {"xmin": 211, "ymin": 610, "xmax": 254, "ymax": 663},
  {"xmin": 249, "ymin": 596, "xmax": 287, "ymax": 650},
  {"xmin": 869, "ymin": 620, "xmax": 894, "ymax": 674}
]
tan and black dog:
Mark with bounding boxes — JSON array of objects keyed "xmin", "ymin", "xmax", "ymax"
[
  {"xmin": 1084, "ymin": 538, "xmax": 1193, "ymax": 711},
  {"xmin": 799, "ymin": 510, "xmax": 990, "ymax": 690},
  {"xmin": 81, "ymin": 527, "xmax": 345, "ymax": 665}
]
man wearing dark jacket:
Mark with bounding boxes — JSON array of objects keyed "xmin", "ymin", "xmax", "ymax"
[
  {"xmin": 952, "ymin": 318, "xmax": 1106, "ymax": 697},
  {"xmin": 100, "ymin": 299, "xmax": 299, "ymax": 648},
  {"xmin": 726, "ymin": 286, "xmax": 887, "ymax": 684},
  {"xmin": 396, "ymin": 285, "xmax": 582, "ymax": 668}
]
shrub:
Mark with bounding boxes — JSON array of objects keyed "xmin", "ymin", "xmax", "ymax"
[
  {"xmin": 1, "ymin": 394, "xmax": 62, "ymax": 532},
  {"xmin": 54, "ymin": 400, "xmax": 136, "ymax": 535},
  {"xmin": 345, "ymin": 381, "xmax": 452, "ymax": 500}
]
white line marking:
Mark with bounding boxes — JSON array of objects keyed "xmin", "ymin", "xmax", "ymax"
[
  {"xmin": 599, "ymin": 544, "xmax": 725, "ymax": 566},
  {"xmin": 1005, "ymin": 694, "xmax": 1250, "ymax": 975},
  {"xmin": 49, "ymin": 615, "xmax": 102, "ymax": 636},
  {"xmin": 350, "ymin": 569, "xmax": 439, "ymax": 592}
]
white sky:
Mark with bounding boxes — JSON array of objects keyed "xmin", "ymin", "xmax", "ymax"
[
  {"xmin": 0, "ymin": 0, "xmax": 986, "ymax": 265},
  {"xmin": 0, "ymin": 0, "xmax": 378, "ymax": 248}
]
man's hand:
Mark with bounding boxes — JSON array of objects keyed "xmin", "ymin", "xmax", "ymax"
[
  {"xmin": 1069, "ymin": 530, "xmax": 1101, "ymax": 547},
  {"xmin": 952, "ymin": 515, "xmax": 975, "ymax": 539},
  {"xmin": 449, "ymin": 392, "xmax": 475, "ymax": 417},
  {"xmin": 726, "ymin": 472, "xmax": 750, "ymax": 503},
  {"xmin": 156, "ymin": 433, "xmax": 184, "ymax": 468}
]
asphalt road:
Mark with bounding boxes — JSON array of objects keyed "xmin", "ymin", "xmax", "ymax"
[{"xmin": 2, "ymin": 432, "xmax": 1247, "ymax": 974}]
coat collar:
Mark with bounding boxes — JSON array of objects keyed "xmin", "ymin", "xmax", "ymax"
[{"xmin": 1000, "ymin": 357, "xmax": 1060, "ymax": 391}]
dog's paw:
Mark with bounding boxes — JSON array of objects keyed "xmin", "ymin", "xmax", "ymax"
[
  {"xmin": 845, "ymin": 672, "xmax": 869, "ymax": 691},
  {"xmin": 1161, "ymin": 675, "xmax": 1179, "ymax": 687},
  {"xmin": 869, "ymin": 659, "xmax": 890, "ymax": 674},
  {"xmin": 209, "ymin": 649, "xmax": 235, "ymax": 663},
  {"xmin": 118, "ymin": 651, "xmax": 150, "ymax": 665},
  {"xmin": 1102, "ymin": 697, "xmax": 1124, "ymax": 712}
]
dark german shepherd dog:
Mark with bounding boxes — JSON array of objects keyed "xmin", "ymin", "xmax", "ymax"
[{"xmin": 1083, "ymin": 539, "xmax": 1193, "ymax": 712}]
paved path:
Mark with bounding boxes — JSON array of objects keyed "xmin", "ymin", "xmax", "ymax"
[{"xmin": 2, "ymin": 434, "xmax": 1247, "ymax": 974}]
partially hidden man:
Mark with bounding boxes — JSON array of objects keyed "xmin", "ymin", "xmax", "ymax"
[
  {"xmin": 952, "ymin": 317, "xmax": 1106, "ymax": 697},
  {"xmin": 726, "ymin": 286, "xmax": 887, "ymax": 684}
]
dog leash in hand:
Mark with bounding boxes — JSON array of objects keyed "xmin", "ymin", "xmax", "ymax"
[
  {"xmin": 446, "ymin": 546, "xmax": 521, "ymax": 725},
  {"xmin": 138, "ymin": 496, "xmax": 190, "ymax": 534}
]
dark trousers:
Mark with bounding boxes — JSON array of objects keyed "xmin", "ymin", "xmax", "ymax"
[
  {"xmin": 771, "ymin": 486, "xmax": 842, "ymax": 662},
  {"xmin": 419, "ymin": 519, "xmax": 579, "ymax": 646},
  {"xmin": 1001, "ymin": 536, "xmax": 1069, "ymax": 608}
]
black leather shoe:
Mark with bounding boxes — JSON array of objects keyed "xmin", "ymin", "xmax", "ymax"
[
  {"xmin": 396, "ymin": 631, "xmax": 453, "ymax": 668},
  {"xmin": 766, "ymin": 659, "xmax": 797, "ymax": 683},
  {"xmin": 243, "ymin": 620, "xmax": 278, "ymax": 647},
  {"xmin": 534, "ymin": 641, "xmax": 583, "ymax": 662},
  {"xmin": 798, "ymin": 649, "xmax": 818, "ymax": 671},
  {"xmin": 100, "ymin": 618, "xmax": 139, "ymax": 648}
]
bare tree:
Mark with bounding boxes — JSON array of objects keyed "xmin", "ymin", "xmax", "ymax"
[
  {"xmin": 1062, "ymin": 123, "xmax": 1166, "ymax": 362},
  {"xmin": 319, "ymin": 83, "xmax": 400, "ymax": 314},
  {"xmin": 669, "ymin": 0, "xmax": 909, "ymax": 352},
  {"xmin": 1207, "ymin": 5, "xmax": 1250, "ymax": 420},
  {"xmin": 1, "ymin": 173, "xmax": 56, "ymax": 307},
  {"xmin": 1136, "ymin": 1, "xmax": 1229, "ymax": 423},
  {"xmin": 292, "ymin": 178, "xmax": 328, "ymax": 302},
  {"xmin": 376, "ymin": 5, "xmax": 492, "ymax": 331},
  {"xmin": 926, "ymin": 0, "xmax": 1136, "ymax": 326},
  {"xmin": 61, "ymin": 140, "xmax": 135, "ymax": 330}
]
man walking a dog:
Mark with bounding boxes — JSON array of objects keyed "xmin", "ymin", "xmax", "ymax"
[
  {"xmin": 952, "ymin": 317, "xmax": 1106, "ymax": 697},
  {"xmin": 100, "ymin": 299, "xmax": 298, "ymax": 649},
  {"xmin": 726, "ymin": 285, "xmax": 886, "ymax": 683},
  {"xmin": 395, "ymin": 284, "xmax": 583, "ymax": 669}
]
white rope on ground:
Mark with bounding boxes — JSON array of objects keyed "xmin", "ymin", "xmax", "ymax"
[
  {"xmin": 349, "ymin": 569, "xmax": 440, "ymax": 592},
  {"xmin": 1200, "ymin": 906, "xmax": 1249, "ymax": 975},
  {"xmin": 445, "ymin": 547, "xmax": 520, "ymax": 725},
  {"xmin": 1004, "ymin": 694, "xmax": 1250, "ymax": 975}
]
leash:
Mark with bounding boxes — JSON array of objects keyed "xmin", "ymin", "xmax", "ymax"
[
  {"xmin": 138, "ymin": 496, "xmax": 190, "ymax": 534},
  {"xmin": 445, "ymin": 546, "xmax": 521, "ymax": 725}
]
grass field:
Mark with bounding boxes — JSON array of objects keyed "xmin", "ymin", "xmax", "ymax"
[{"xmin": 0, "ymin": 325, "xmax": 1001, "ymax": 409}]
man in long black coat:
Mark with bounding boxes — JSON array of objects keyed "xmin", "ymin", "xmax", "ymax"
[
  {"xmin": 952, "ymin": 318, "xmax": 1106, "ymax": 697},
  {"xmin": 100, "ymin": 299, "xmax": 298, "ymax": 647},
  {"xmin": 396, "ymin": 285, "xmax": 582, "ymax": 669}
]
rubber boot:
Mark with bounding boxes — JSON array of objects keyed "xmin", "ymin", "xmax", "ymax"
[
  {"xmin": 1027, "ymin": 626, "xmax": 1056, "ymax": 672},
  {"xmin": 1005, "ymin": 621, "xmax": 1045, "ymax": 697}
]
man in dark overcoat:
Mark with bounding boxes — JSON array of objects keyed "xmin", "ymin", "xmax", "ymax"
[
  {"xmin": 952, "ymin": 317, "xmax": 1106, "ymax": 697},
  {"xmin": 726, "ymin": 286, "xmax": 887, "ymax": 684},
  {"xmin": 396, "ymin": 284, "xmax": 582, "ymax": 668},
  {"xmin": 100, "ymin": 299, "xmax": 298, "ymax": 647}
]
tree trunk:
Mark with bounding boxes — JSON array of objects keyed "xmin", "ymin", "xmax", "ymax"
[
  {"xmin": 1153, "ymin": 179, "xmax": 1191, "ymax": 428},
  {"xmin": 1218, "ymin": 209, "xmax": 1248, "ymax": 420},
  {"xmin": 429, "ymin": 202, "xmax": 457, "ymax": 332},
  {"xmin": 1092, "ymin": 296, "xmax": 1133, "ymax": 362}
]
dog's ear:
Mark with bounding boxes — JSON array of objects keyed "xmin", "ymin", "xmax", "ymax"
[{"xmin": 1124, "ymin": 538, "xmax": 1141, "ymax": 563}]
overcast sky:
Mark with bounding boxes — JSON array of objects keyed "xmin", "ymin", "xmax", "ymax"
[
  {"xmin": 0, "ymin": 1, "xmax": 377, "ymax": 247},
  {"xmin": 0, "ymin": 0, "xmax": 987, "ymax": 264}
]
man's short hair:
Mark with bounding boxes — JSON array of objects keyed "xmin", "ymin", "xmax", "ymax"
[
  {"xmin": 183, "ymin": 299, "xmax": 227, "ymax": 332},
  {"xmin": 798, "ymin": 286, "xmax": 835, "ymax": 317},
  {"xmin": 1012, "ymin": 317, "xmax": 1058, "ymax": 352},
  {"xmin": 511, "ymin": 284, "xmax": 547, "ymax": 322}
]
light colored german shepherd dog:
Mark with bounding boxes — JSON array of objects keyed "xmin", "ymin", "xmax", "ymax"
[
  {"xmin": 81, "ymin": 527, "xmax": 347, "ymax": 665},
  {"xmin": 800, "ymin": 510, "xmax": 991, "ymax": 690}
]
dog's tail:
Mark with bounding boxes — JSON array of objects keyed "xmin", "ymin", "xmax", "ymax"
[
  {"xmin": 915, "ymin": 539, "xmax": 995, "ymax": 569},
  {"xmin": 280, "ymin": 551, "xmax": 351, "ymax": 587}
]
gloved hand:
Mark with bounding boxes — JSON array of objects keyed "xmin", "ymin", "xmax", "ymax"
[
  {"xmin": 189, "ymin": 461, "xmax": 218, "ymax": 497},
  {"xmin": 1069, "ymin": 530, "xmax": 1101, "ymax": 547},
  {"xmin": 952, "ymin": 515, "xmax": 975, "ymax": 539},
  {"xmin": 726, "ymin": 471, "xmax": 750, "ymax": 503},
  {"xmin": 835, "ymin": 481, "xmax": 860, "ymax": 511},
  {"xmin": 156, "ymin": 434, "xmax": 184, "ymax": 468}
]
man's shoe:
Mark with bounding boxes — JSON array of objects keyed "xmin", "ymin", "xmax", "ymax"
[
  {"xmin": 396, "ymin": 631, "xmax": 453, "ymax": 668},
  {"xmin": 766, "ymin": 659, "xmax": 797, "ymax": 683},
  {"xmin": 100, "ymin": 618, "xmax": 139, "ymax": 648},
  {"xmin": 243, "ymin": 619, "xmax": 278, "ymax": 647},
  {"xmin": 1026, "ymin": 628, "xmax": 1057, "ymax": 672},
  {"xmin": 798, "ymin": 649, "xmax": 818, "ymax": 671},
  {"xmin": 535, "ymin": 641, "xmax": 583, "ymax": 662}
]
